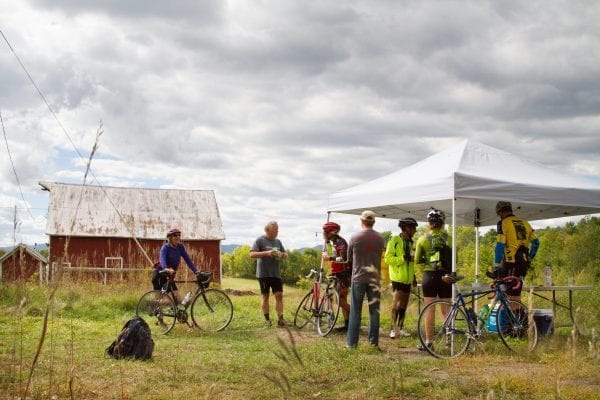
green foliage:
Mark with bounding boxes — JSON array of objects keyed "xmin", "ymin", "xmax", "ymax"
[
  {"xmin": 1, "ymin": 278, "xmax": 599, "ymax": 399},
  {"xmin": 222, "ymin": 246, "xmax": 320, "ymax": 284}
]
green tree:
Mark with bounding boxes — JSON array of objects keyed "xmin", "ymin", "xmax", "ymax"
[{"xmin": 222, "ymin": 245, "xmax": 255, "ymax": 279}]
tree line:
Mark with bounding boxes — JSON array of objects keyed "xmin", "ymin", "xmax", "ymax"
[{"xmin": 222, "ymin": 216, "xmax": 600, "ymax": 287}]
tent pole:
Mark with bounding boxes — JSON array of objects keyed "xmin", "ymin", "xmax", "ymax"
[
  {"xmin": 452, "ymin": 198, "xmax": 456, "ymax": 301},
  {"xmin": 474, "ymin": 208, "xmax": 481, "ymax": 284}
]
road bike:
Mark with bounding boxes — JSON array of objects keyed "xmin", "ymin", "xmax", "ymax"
[
  {"xmin": 417, "ymin": 274, "xmax": 538, "ymax": 358},
  {"xmin": 136, "ymin": 271, "xmax": 233, "ymax": 335},
  {"xmin": 293, "ymin": 267, "xmax": 341, "ymax": 336}
]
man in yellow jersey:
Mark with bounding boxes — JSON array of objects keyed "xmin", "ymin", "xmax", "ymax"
[{"xmin": 487, "ymin": 201, "xmax": 540, "ymax": 302}]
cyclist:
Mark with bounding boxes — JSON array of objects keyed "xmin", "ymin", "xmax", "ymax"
[
  {"xmin": 414, "ymin": 209, "xmax": 452, "ymax": 351},
  {"xmin": 346, "ymin": 210, "xmax": 385, "ymax": 349},
  {"xmin": 322, "ymin": 221, "xmax": 351, "ymax": 332},
  {"xmin": 384, "ymin": 217, "xmax": 418, "ymax": 339},
  {"xmin": 250, "ymin": 221, "xmax": 288, "ymax": 327},
  {"xmin": 152, "ymin": 227, "xmax": 200, "ymax": 305},
  {"xmin": 486, "ymin": 201, "xmax": 540, "ymax": 303}
]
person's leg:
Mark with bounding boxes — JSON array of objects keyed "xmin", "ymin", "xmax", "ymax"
[
  {"xmin": 366, "ymin": 282, "xmax": 381, "ymax": 346},
  {"xmin": 258, "ymin": 278, "xmax": 271, "ymax": 323},
  {"xmin": 423, "ymin": 296, "xmax": 436, "ymax": 343},
  {"xmin": 396, "ymin": 289, "xmax": 411, "ymax": 336},
  {"xmin": 274, "ymin": 291, "xmax": 284, "ymax": 324},
  {"xmin": 261, "ymin": 293, "xmax": 270, "ymax": 317},
  {"xmin": 390, "ymin": 284, "xmax": 401, "ymax": 337},
  {"xmin": 271, "ymin": 278, "xmax": 285, "ymax": 325},
  {"xmin": 339, "ymin": 284, "xmax": 350, "ymax": 327},
  {"xmin": 347, "ymin": 282, "xmax": 366, "ymax": 347}
]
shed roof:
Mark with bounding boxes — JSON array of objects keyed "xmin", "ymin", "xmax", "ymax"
[
  {"xmin": 40, "ymin": 182, "xmax": 225, "ymax": 240},
  {"xmin": 0, "ymin": 243, "xmax": 48, "ymax": 264}
]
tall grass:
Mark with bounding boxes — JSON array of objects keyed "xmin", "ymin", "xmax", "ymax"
[{"xmin": 1, "ymin": 277, "xmax": 599, "ymax": 399}]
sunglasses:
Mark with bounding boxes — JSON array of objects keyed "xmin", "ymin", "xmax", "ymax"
[{"xmin": 171, "ymin": 233, "xmax": 181, "ymax": 237}]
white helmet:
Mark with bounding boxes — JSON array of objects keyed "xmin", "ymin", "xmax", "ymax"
[{"xmin": 427, "ymin": 209, "xmax": 445, "ymax": 224}]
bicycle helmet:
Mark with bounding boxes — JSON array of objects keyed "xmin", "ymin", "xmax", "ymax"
[
  {"xmin": 426, "ymin": 209, "xmax": 445, "ymax": 224},
  {"xmin": 398, "ymin": 217, "xmax": 418, "ymax": 228},
  {"xmin": 495, "ymin": 201, "xmax": 512, "ymax": 214},
  {"xmin": 322, "ymin": 221, "xmax": 341, "ymax": 234},
  {"xmin": 166, "ymin": 227, "xmax": 181, "ymax": 237}
]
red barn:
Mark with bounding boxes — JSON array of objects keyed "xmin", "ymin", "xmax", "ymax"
[
  {"xmin": 0, "ymin": 244, "xmax": 48, "ymax": 283},
  {"xmin": 40, "ymin": 182, "xmax": 225, "ymax": 283}
]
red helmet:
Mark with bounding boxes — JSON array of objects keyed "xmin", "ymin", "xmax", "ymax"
[
  {"xmin": 167, "ymin": 227, "xmax": 181, "ymax": 237},
  {"xmin": 322, "ymin": 221, "xmax": 340, "ymax": 234}
]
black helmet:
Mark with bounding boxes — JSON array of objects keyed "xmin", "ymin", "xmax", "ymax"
[
  {"xmin": 398, "ymin": 217, "xmax": 418, "ymax": 228},
  {"xmin": 427, "ymin": 209, "xmax": 445, "ymax": 224},
  {"xmin": 495, "ymin": 201, "xmax": 512, "ymax": 214}
]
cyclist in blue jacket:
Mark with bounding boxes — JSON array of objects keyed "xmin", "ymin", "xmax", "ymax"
[{"xmin": 152, "ymin": 227, "xmax": 199, "ymax": 304}]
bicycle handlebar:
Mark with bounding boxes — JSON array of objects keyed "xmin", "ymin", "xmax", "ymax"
[{"xmin": 305, "ymin": 268, "xmax": 320, "ymax": 279}]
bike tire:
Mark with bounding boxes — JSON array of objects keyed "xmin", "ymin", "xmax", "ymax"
[
  {"xmin": 190, "ymin": 288, "xmax": 234, "ymax": 332},
  {"xmin": 317, "ymin": 289, "xmax": 340, "ymax": 337},
  {"xmin": 293, "ymin": 290, "xmax": 315, "ymax": 329},
  {"xmin": 417, "ymin": 300, "xmax": 471, "ymax": 359},
  {"xmin": 497, "ymin": 300, "xmax": 538, "ymax": 354},
  {"xmin": 136, "ymin": 290, "xmax": 177, "ymax": 335}
]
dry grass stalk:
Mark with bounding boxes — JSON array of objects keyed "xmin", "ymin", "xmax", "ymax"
[{"xmin": 23, "ymin": 123, "xmax": 104, "ymax": 398}]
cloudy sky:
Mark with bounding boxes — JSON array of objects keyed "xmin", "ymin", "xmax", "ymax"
[{"xmin": 1, "ymin": 0, "xmax": 599, "ymax": 250}]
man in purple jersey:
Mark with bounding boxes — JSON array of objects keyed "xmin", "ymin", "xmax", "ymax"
[{"xmin": 346, "ymin": 210, "xmax": 385, "ymax": 349}]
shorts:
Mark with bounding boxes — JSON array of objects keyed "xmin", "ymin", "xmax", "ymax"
[
  {"xmin": 333, "ymin": 270, "xmax": 351, "ymax": 291},
  {"xmin": 500, "ymin": 262, "xmax": 526, "ymax": 296},
  {"xmin": 421, "ymin": 270, "xmax": 452, "ymax": 299},
  {"xmin": 151, "ymin": 270, "xmax": 177, "ymax": 292},
  {"xmin": 391, "ymin": 281, "xmax": 412, "ymax": 294},
  {"xmin": 258, "ymin": 277, "xmax": 283, "ymax": 295}
]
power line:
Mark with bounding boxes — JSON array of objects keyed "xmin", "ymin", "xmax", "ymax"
[
  {"xmin": 0, "ymin": 110, "xmax": 34, "ymax": 219},
  {"xmin": 1, "ymin": 29, "xmax": 153, "ymax": 265}
]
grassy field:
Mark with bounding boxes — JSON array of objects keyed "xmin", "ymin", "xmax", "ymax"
[{"xmin": 1, "ymin": 277, "xmax": 599, "ymax": 399}]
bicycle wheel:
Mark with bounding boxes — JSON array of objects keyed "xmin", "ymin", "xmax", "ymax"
[
  {"xmin": 417, "ymin": 300, "xmax": 471, "ymax": 359},
  {"xmin": 293, "ymin": 290, "xmax": 315, "ymax": 329},
  {"xmin": 317, "ymin": 289, "xmax": 340, "ymax": 337},
  {"xmin": 191, "ymin": 289, "xmax": 233, "ymax": 332},
  {"xmin": 136, "ymin": 290, "xmax": 177, "ymax": 335},
  {"xmin": 497, "ymin": 300, "xmax": 538, "ymax": 353}
]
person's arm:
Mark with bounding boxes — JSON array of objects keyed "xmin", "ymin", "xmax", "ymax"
[
  {"xmin": 494, "ymin": 220, "xmax": 506, "ymax": 267},
  {"xmin": 277, "ymin": 240, "xmax": 287, "ymax": 260},
  {"xmin": 250, "ymin": 238, "xmax": 277, "ymax": 259},
  {"xmin": 529, "ymin": 232, "xmax": 540, "ymax": 259},
  {"xmin": 159, "ymin": 245, "xmax": 175, "ymax": 275},
  {"xmin": 414, "ymin": 237, "xmax": 427, "ymax": 271},
  {"xmin": 384, "ymin": 236, "xmax": 401, "ymax": 267}
]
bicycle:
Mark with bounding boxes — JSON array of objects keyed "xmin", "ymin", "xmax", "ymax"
[
  {"xmin": 293, "ymin": 267, "xmax": 341, "ymax": 336},
  {"xmin": 136, "ymin": 271, "xmax": 233, "ymax": 335},
  {"xmin": 417, "ymin": 274, "xmax": 538, "ymax": 358}
]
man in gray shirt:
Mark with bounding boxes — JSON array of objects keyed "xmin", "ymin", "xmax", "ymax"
[
  {"xmin": 250, "ymin": 221, "xmax": 288, "ymax": 327},
  {"xmin": 346, "ymin": 210, "xmax": 385, "ymax": 349}
]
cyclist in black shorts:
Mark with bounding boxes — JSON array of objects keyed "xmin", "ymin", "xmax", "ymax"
[
  {"xmin": 250, "ymin": 221, "xmax": 288, "ymax": 327},
  {"xmin": 414, "ymin": 209, "xmax": 453, "ymax": 350},
  {"xmin": 384, "ymin": 217, "xmax": 418, "ymax": 339}
]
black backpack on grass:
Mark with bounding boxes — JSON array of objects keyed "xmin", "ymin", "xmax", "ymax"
[{"xmin": 106, "ymin": 316, "xmax": 154, "ymax": 360}]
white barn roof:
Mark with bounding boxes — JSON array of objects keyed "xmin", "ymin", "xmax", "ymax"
[{"xmin": 41, "ymin": 182, "xmax": 225, "ymax": 240}]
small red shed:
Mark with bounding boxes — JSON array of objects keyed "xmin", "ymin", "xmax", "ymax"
[{"xmin": 0, "ymin": 243, "xmax": 48, "ymax": 283}]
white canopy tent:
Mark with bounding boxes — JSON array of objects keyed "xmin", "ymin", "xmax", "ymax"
[{"xmin": 327, "ymin": 139, "xmax": 600, "ymax": 280}]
